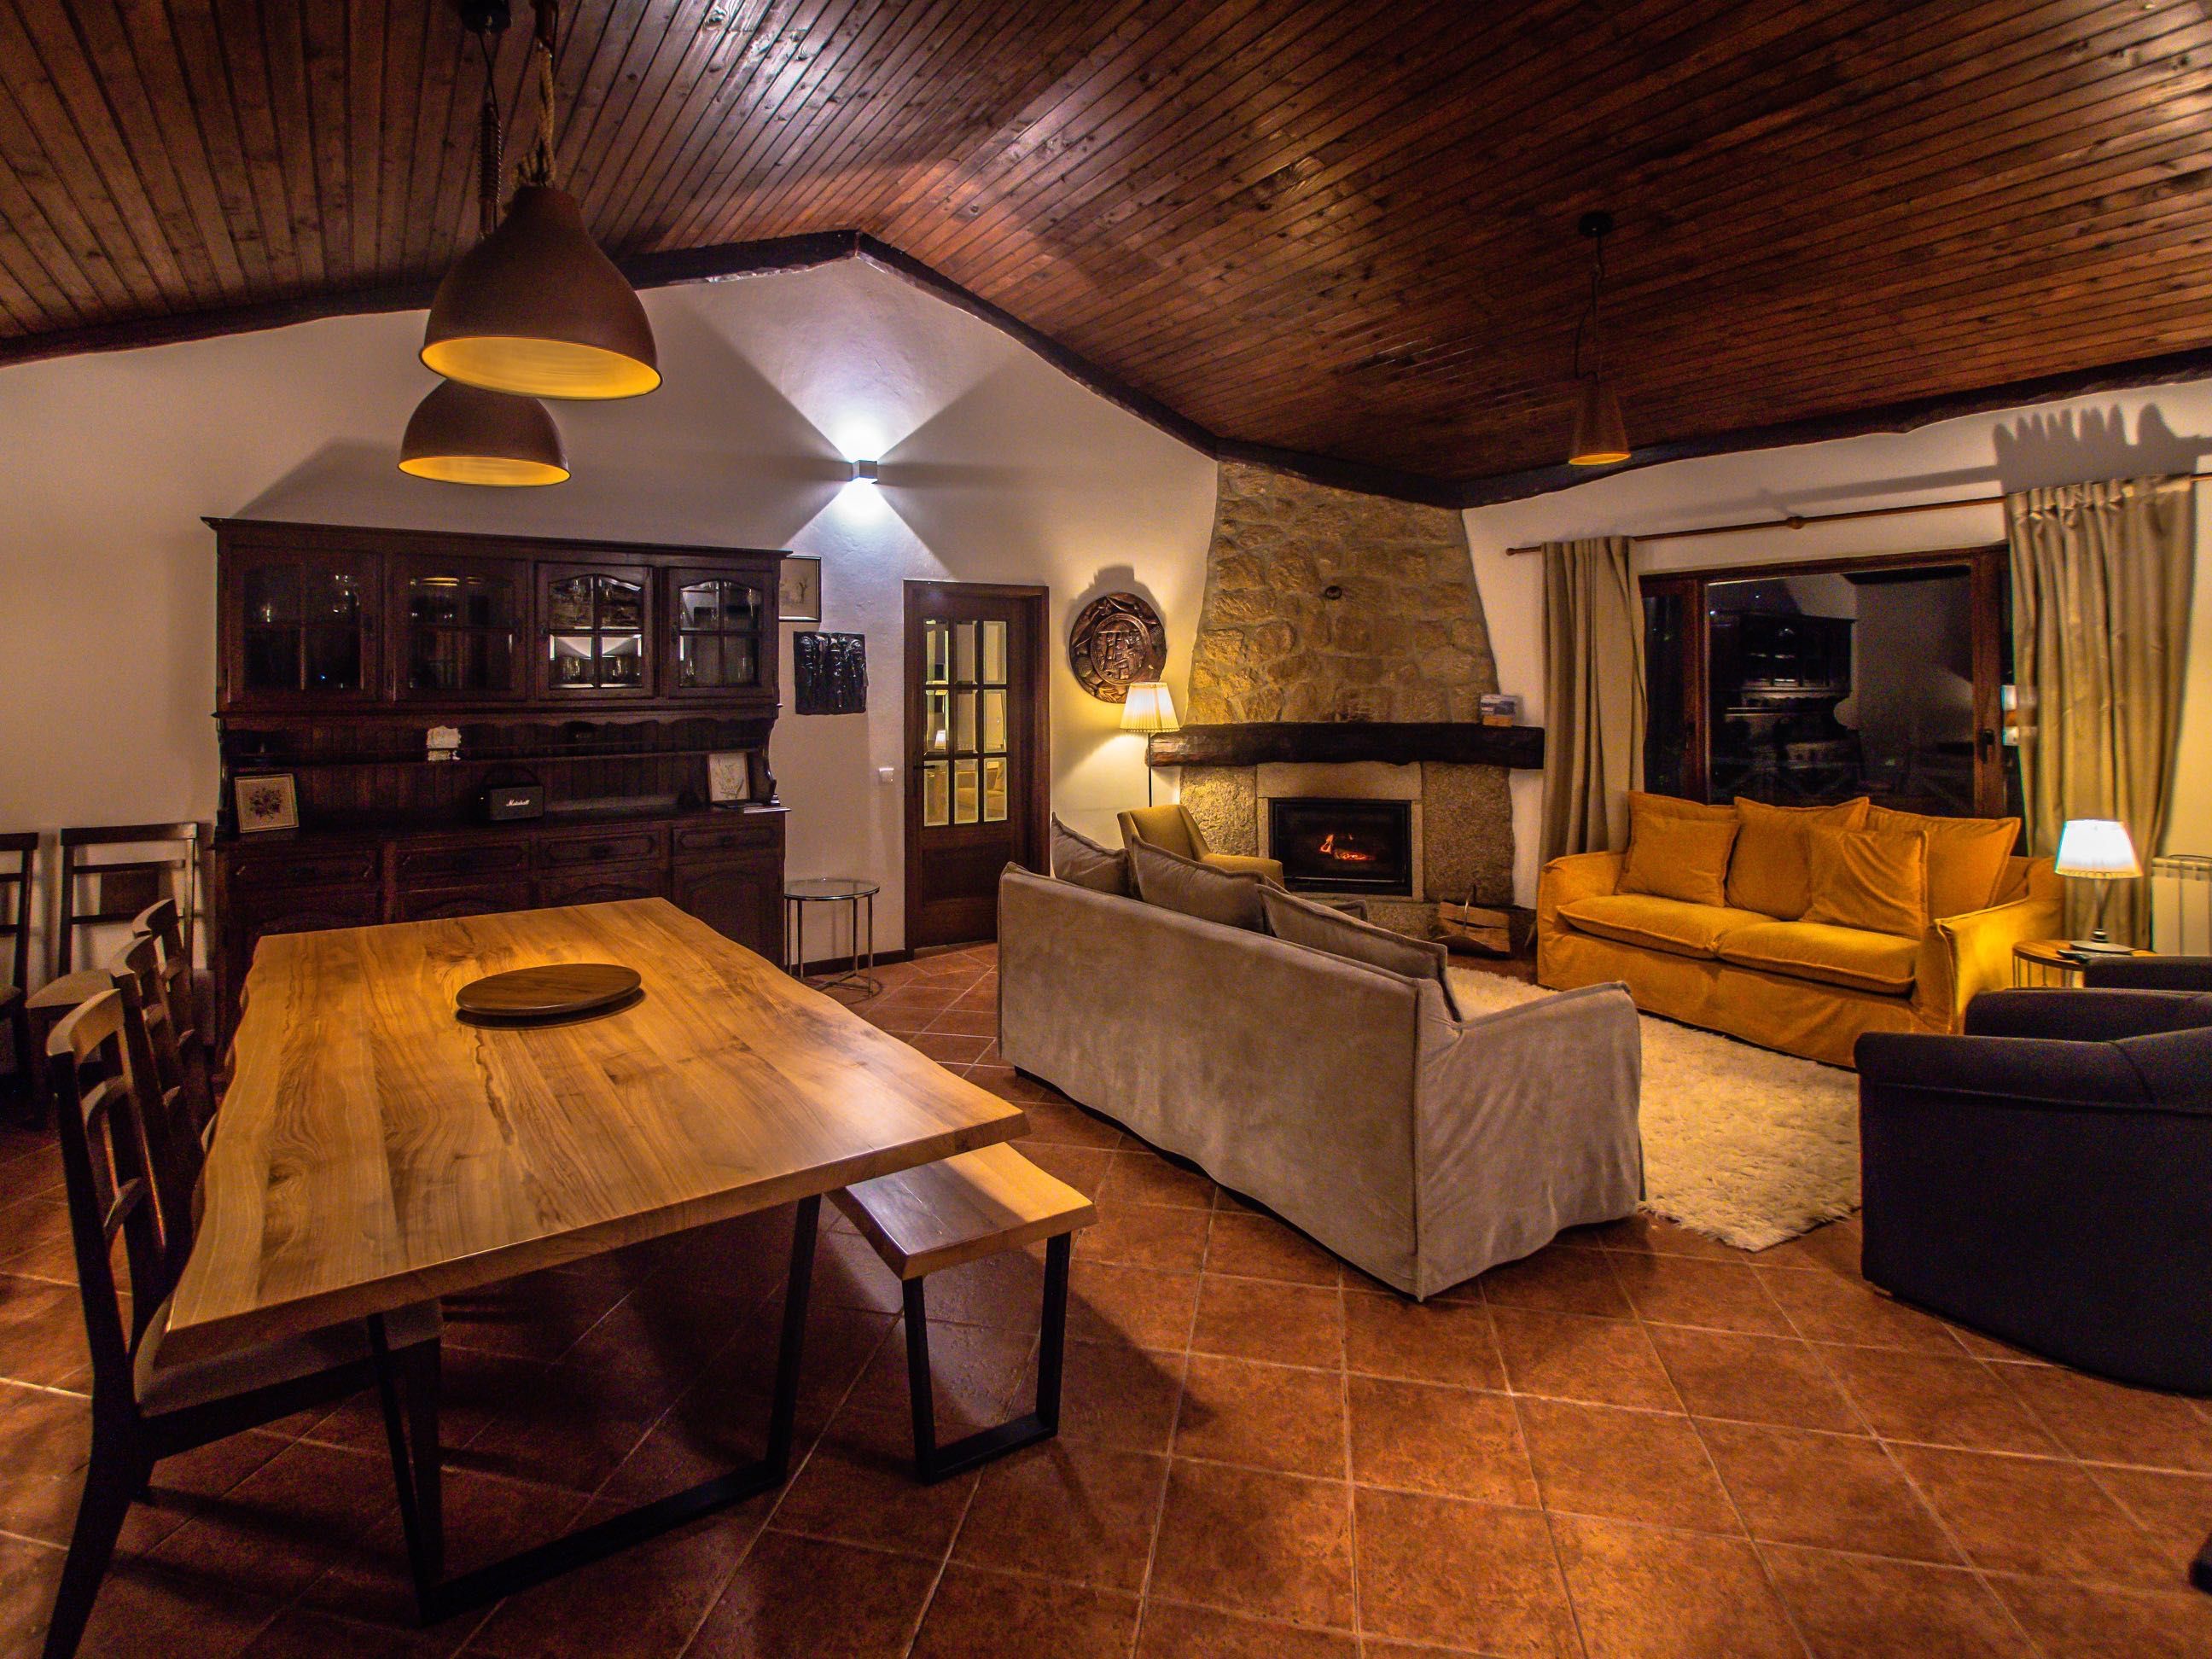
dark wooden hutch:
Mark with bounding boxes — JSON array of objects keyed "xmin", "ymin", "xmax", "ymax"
[{"xmin": 207, "ymin": 516, "xmax": 789, "ymax": 1044}]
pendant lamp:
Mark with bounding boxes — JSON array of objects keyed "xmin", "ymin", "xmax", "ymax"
[
  {"xmin": 400, "ymin": 378, "xmax": 570, "ymax": 485},
  {"xmin": 1567, "ymin": 211, "xmax": 1631, "ymax": 467},
  {"xmin": 398, "ymin": 1, "xmax": 568, "ymax": 486},
  {"xmin": 421, "ymin": 0, "xmax": 659, "ymax": 399}
]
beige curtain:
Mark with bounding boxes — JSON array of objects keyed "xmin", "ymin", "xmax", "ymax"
[
  {"xmin": 2005, "ymin": 475, "xmax": 2195, "ymax": 946},
  {"xmin": 1540, "ymin": 536, "xmax": 1646, "ymax": 860}
]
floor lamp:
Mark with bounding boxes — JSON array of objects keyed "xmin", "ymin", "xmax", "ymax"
[{"xmin": 1121, "ymin": 681, "xmax": 1179, "ymax": 806}]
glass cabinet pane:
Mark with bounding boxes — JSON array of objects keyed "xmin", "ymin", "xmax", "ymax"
[
  {"xmin": 243, "ymin": 565, "xmax": 301, "ymax": 625},
  {"xmin": 953, "ymin": 690, "xmax": 977, "ymax": 754},
  {"xmin": 982, "ymin": 757, "xmax": 1008, "ymax": 822},
  {"xmin": 544, "ymin": 570, "xmax": 650, "ymax": 692},
  {"xmin": 924, "ymin": 622, "xmax": 951, "ymax": 685},
  {"xmin": 672, "ymin": 577, "xmax": 763, "ymax": 690},
  {"xmin": 924, "ymin": 691, "xmax": 950, "ymax": 754},
  {"xmin": 923, "ymin": 762, "xmax": 951, "ymax": 827},
  {"xmin": 981, "ymin": 689, "xmax": 1007, "ymax": 754},
  {"xmin": 954, "ymin": 621, "xmax": 977, "ymax": 684},
  {"xmin": 407, "ymin": 571, "xmax": 520, "ymax": 695},
  {"xmin": 953, "ymin": 759, "xmax": 981, "ymax": 824},
  {"xmin": 236, "ymin": 558, "xmax": 368, "ymax": 694},
  {"xmin": 981, "ymin": 620, "xmax": 1007, "ymax": 685}
]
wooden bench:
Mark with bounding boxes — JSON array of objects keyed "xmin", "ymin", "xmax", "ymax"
[{"xmin": 834, "ymin": 1141, "xmax": 1096, "ymax": 1482}]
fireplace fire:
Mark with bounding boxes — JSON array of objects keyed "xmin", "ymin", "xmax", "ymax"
[{"xmin": 1268, "ymin": 797, "xmax": 1414, "ymax": 895}]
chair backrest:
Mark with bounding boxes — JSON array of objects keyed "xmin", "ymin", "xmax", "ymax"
[
  {"xmin": 0, "ymin": 831, "xmax": 32, "ymax": 992},
  {"xmin": 108, "ymin": 936, "xmax": 206, "ymax": 1263},
  {"xmin": 47, "ymin": 990, "xmax": 175, "ymax": 1412},
  {"xmin": 1118, "ymin": 805, "xmax": 1203, "ymax": 862},
  {"xmin": 56, "ymin": 822, "xmax": 203, "ymax": 977},
  {"xmin": 131, "ymin": 897, "xmax": 204, "ymax": 1059}
]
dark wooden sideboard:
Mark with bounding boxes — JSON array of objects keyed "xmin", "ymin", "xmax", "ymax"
[{"xmin": 206, "ymin": 517, "xmax": 793, "ymax": 1045}]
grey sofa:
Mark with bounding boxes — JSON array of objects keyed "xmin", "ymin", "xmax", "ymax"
[{"xmin": 997, "ymin": 867, "xmax": 1644, "ymax": 1298}]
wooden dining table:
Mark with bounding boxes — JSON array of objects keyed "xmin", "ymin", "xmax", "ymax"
[{"xmin": 166, "ymin": 897, "xmax": 1026, "ymax": 1617}]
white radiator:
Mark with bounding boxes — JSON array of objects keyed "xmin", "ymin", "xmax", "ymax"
[{"xmin": 2151, "ymin": 854, "xmax": 2212, "ymax": 955}]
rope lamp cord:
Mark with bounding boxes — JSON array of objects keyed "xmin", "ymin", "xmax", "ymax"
[{"xmin": 517, "ymin": 0, "xmax": 561, "ymax": 190}]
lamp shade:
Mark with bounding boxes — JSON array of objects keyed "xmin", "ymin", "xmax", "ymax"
[
  {"xmin": 421, "ymin": 185, "xmax": 661, "ymax": 400},
  {"xmin": 399, "ymin": 379, "xmax": 569, "ymax": 486},
  {"xmin": 1568, "ymin": 375, "xmax": 1630, "ymax": 466},
  {"xmin": 2053, "ymin": 818, "xmax": 2141, "ymax": 880},
  {"xmin": 1120, "ymin": 681, "xmax": 1180, "ymax": 733}
]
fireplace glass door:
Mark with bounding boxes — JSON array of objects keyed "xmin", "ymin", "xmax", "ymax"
[{"xmin": 1268, "ymin": 798, "xmax": 1414, "ymax": 895}]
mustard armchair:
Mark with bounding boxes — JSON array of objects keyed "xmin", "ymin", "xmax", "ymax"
[{"xmin": 1117, "ymin": 804, "xmax": 1284, "ymax": 885}]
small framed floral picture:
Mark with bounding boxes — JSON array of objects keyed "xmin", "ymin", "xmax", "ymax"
[
  {"xmin": 233, "ymin": 772, "xmax": 299, "ymax": 834},
  {"xmin": 779, "ymin": 555, "xmax": 822, "ymax": 624},
  {"xmin": 706, "ymin": 750, "xmax": 754, "ymax": 806}
]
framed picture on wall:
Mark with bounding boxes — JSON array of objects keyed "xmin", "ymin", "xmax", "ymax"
[
  {"xmin": 233, "ymin": 772, "xmax": 299, "ymax": 834},
  {"xmin": 780, "ymin": 555, "xmax": 822, "ymax": 624}
]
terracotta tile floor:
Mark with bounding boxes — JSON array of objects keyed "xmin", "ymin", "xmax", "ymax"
[{"xmin": 3, "ymin": 941, "xmax": 2210, "ymax": 1656}]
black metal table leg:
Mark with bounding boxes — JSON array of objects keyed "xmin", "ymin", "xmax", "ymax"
[
  {"xmin": 377, "ymin": 1195, "xmax": 823, "ymax": 1622},
  {"xmin": 905, "ymin": 1232, "xmax": 1073, "ymax": 1484},
  {"xmin": 2192, "ymin": 1530, "xmax": 2209, "ymax": 1594}
]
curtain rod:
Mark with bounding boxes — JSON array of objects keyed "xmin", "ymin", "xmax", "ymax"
[{"xmin": 1501, "ymin": 469, "xmax": 2212, "ymax": 556}]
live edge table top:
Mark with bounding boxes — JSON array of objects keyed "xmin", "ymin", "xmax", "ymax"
[{"xmin": 164, "ymin": 899, "xmax": 1026, "ymax": 1367}]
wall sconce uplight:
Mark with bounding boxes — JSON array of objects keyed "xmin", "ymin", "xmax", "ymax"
[{"xmin": 850, "ymin": 459, "xmax": 881, "ymax": 485}]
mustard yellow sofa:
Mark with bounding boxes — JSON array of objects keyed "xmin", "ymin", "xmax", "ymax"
[{"xmin": 1538, "ymin": 847, "xmax": 2061, "ymax": 1068}]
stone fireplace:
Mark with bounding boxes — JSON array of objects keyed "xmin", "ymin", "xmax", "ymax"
[{"xmin": 1174, "ymin": 461, "xmax": 1518, "ymax": 934}]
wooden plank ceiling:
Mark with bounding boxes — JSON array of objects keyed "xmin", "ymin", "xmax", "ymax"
[{"xmin": 2, "ymin": 0, "xmax": 2208, "ymax": 495}]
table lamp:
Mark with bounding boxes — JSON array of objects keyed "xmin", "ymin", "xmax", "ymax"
[
  {"xmin": 1121, "ymin": 681, "xmax": 1179, "ymax": 806},
  {"xmin": 2052, "ymin": 818, "xmax": 2141, "ymax": 954}
]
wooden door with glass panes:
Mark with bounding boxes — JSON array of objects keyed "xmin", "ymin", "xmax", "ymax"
[
  {"xmin": 905, "ymin": 582, "xmax": 1048, "ymax": 948},
  {"xmin": 538, "ymin": 562, "xmax": 653, "ymax": 700}
]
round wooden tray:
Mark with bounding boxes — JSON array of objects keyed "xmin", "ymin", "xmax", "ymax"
[{"xmin": 456, "ymin": 963, "xmax": 643, "ymax": 1024}]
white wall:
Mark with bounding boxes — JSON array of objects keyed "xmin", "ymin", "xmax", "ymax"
[
  {"xmin": 1467, "ymin": 387, "xmax": 2212, "ymax": 905},
  {"xmin": 0, "ymin": 258, "xmax": 1216, "ymax": 964}
]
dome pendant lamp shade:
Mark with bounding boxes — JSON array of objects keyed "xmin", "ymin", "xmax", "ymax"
[
  {"xmin": 1569, "ymin": 376, "xmax": 1630, "ymax": 467},
  {"xmin": 399, "ymin": 378, "xmax": 570, "ymax": 486},
  {"xmin": 421, "ymin": 183, "xmax": 660, "ymax": 400}
]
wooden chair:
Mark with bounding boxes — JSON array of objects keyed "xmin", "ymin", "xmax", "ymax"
[
  {"xmin": 125, "ymin": 899, "xmax": 214, "ymax": 1142},
  {"xmin": 40, "ymin": 988, "xmax": 440, "ymax": 1659},
  {"xmin": 834, "ymin": 1143, "xmax": 1095, "ymax": 1481},
  {"xmin": 25, "ymin": 824, "xmax": 206, "ymax": 1121},
  {"xmin": 0, "ymin": 832, "xmax": 33, "ymax": 1111}
]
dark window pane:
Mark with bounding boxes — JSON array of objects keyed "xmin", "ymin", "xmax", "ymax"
[
  {"xmin": 303, "ymin": 624, "xmax": 361, "ymax": 690},
  {"xmin": 243, "ymin": 625, "xmax": 299, "ymax": 690},
  {"xmin": 243, "ymin": 565, "xmax": 300, "ymax": 625}
]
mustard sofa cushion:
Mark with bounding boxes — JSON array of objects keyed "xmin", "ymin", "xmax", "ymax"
[
  {"xmin": 1558, "ymin": 893, "xmax": 1776, "ymax": 960},
  {"xmin": 1866, "ymin": 805, "xmax": 2021, "ymax": 918},
  {"xmin": 1803, "ymin": 824, "xmax": 1930, "ymax": 940},
  {"xmin": 1726, "ymin": 796, "xmax": 1869, "ymax": 919},
  {"xmin": 1715, "ymin": 920, "xmax": 1919, "ymax": 995},
  {"xmin": 1620, "ymin": 793, "xmax": 1740, "ymax": 907}
]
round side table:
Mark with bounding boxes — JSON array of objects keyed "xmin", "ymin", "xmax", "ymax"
[
  {"xmin": 2012, "ymin": 938, "xmax": 2153, "ymax": 988},
  {"xmin": 785, "ymin": 877, "xmax": 882, "ymax": 998}
]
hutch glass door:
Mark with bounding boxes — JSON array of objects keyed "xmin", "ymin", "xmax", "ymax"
[
  {"xmin": 669, "ymin": 571, "xmax": 766, "ymax": 697},
  {"xmin": 399, "ymin": 558, "xmax": 524, "ymax": 700},
  {"xmin": 231, "ymin": 549, "xmax": 379, "ymax": 703},
  {"xmin": 540, "ymin": 565, "xmax": 651, "ymax": 697}
]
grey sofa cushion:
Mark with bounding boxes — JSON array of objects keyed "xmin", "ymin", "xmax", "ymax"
[
  {"xmin": 1130, "ymin": 839, "xmax": 1266, "ymax": 932},
  {"xmin": 1052, "ymin": 815, "xmax": 1131, "ymax": 897},
  {"xmin": 1262, "ymin": 887, "xmax": 1462, "ymax": 1018}
]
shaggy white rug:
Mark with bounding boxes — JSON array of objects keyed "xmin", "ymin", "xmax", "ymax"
[{"xmin": 1447, "ymin": 967, "xmax": 1862, "ymax": 1251}]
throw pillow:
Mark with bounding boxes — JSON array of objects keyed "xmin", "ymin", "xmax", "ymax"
[
  {"xmin": 1618, "ymin": 792, "xmax": 1739, "ymax": 907},
  {"xmin": 1129, "ymin": 839, "xmax": 1266, "ymax": 932},
  {"xmin": 1866, "ymin": 806, "xmax": 2021, "ymax": 918},
  {"xmin": 1802, "ymin": 824, "xmax": 1930, "ymax": 940},
  {"xmin": 1051, "ymin": 815, "xmax": 1131, "ymax": 897},
  {"xmin": 1260, "ymin": 888, "xmax": 1463, "ymax": 1018},
  {"xmin": 1726, "ymin": 796, "xmax": 1870, "ymax": 919}
]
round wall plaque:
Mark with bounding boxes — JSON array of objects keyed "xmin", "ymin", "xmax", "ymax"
[{"xmin": 1068, "ymin": 592, "xmax": 1167, "ymax": 703}]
